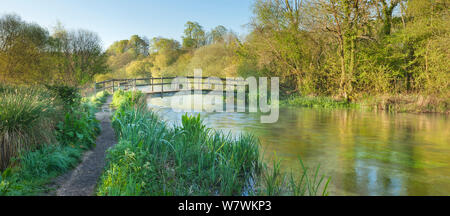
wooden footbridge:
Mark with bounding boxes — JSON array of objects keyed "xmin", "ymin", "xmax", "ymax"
[{"xmin": 95, "ymin": 77, "xmax": 249, "ymax": 97}]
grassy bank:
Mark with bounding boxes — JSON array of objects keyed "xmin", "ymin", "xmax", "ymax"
[
  {"xmin": 282, "ymin": 94, "xmax": 449, "ymax": 114},
  {"xmin": 0, "ymin": 86, "xmax": 108, "ymax": 195},
  {"xmin": 281, "ymin": 95, "xmax": 358, "ymax": 109},
  {"xmin": 97, "ymin": 90, "xmax": 329, "ymax": 196}
]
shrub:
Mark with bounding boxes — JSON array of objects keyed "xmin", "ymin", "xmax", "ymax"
[
  {"xmin": 45, "ymin": 85, "xmax": 81, "ymax": 109},
  {"xmin": 55, "ymin": 103, "xmax": 100, "ymax": 149},
  {"xmin": 0, "ymin": 86, "xmax": 60, "ymax": 170},
  {"xmin": 282, "ymin": 95, "xmax": 357, "ymax": 109},
  {"xmin": 111, "ymin": 89, "xmax": 145, "ymax": 110},
  {"xmin": 0, "ymin": 97, "xmax": 101, "ymax": 195},
  {"xmin": 2, "ymin": 144, "xmax": 84, "ymax": 195}
]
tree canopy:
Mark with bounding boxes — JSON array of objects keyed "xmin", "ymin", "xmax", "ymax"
[{"xmin": 0, "ymin": 14, "xmax": 108, "ymax": 86}]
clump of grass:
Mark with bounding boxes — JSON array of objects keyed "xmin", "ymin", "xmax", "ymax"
[
  {"xmin": 1, "ymin": 144, "xmax": 84, "ymax": 195},
  {"xmin": 282, "ymin": 95, "xmax": 357, "ymax": 109},
  {"xmin": 98, "ymin": 90, "xmax": 330, "ymax": 196},
  {"xmin": 0, "ymin": 85, "xmax": 102, "ymax": 195},
  {"xmin": 0, "ymin": 86, "xmax": 60, "ymax": 170}
]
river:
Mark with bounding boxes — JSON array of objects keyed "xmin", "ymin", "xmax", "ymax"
[{"xmin": 146, "ymin": 93, "xmax": 450, "ymax": 196}]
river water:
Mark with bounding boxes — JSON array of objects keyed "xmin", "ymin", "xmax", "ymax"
[{"xmin": 147, "ymin": 94, "xmax": 449, "ymax": 196}]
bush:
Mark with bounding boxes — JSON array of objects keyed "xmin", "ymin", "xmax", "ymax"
[
  {"xmin": 56, "ymin": 103, "xmax": 100, "ymax": 149},
  {"xmin": 111, "ymin": 89, "xmax": 144, "ymax": 111},
  {"xmin": 0, "ymin": 84, "xmax": 102, "ymax": 195},
  {"xmin": 0, "ymin": 86, "xmax": 60, "ymax": 170},
  {"xmin": 2, "ymin": 144, "xmax": 84, "ymax": 195},
  {"xmin": 0, "ymin": 98, "xmax": 101, "ymax": 195},
  {"xmin": 45, "ymin": 85, "xmax": 81, "ymax": 109},
  {"xmin": 282, "ymin": 95, "xmax": 357, "ymax": 109}
]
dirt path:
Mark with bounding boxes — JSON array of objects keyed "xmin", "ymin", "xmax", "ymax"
[{"xmin": 51, "ymin": 96, "xmax": 116, "ymax": 196}]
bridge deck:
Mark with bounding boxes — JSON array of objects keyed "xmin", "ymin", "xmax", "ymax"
[{"xmin": 95, "ymin": 77, "xmax": 248, "ymax": 96}]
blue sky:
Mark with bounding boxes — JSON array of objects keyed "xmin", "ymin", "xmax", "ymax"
[{"xmin": 0, "ymin": 0, "xmax": 254, "ymax": 48}]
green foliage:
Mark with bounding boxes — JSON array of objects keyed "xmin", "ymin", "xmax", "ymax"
[
  {"xmin": 0, "ymin": 14, "xmax": 108, "ymax": 86},
  {"xmin": 14, "ymin": 145, "xmax": 82, "ymax": 180},
  {"xmin": 45, "ymin": 85, "xmax": 81, "ymax": 108},
  {"xmin": 238, "ymin": 0, "xmax": 449, "ymax": 107},
  {"xmin": 98, "ymin": 90, "xmax": 329, "ymax": 196},
  {"xmin": 0, "ymin": 86, "xmax": 60, "ymax": 170},
  {"xmin": 101, "ymin": 22, "xmax": 241, "ymax": 80},
  {"xmin": 98, "ymin": 90, "xmax": 262, "ymax": 195},
  {"xmin": 0, "ymin": 168, "xmax": 12, "ymax": 195},
  {"xmin": 2, "ymin": 144, "xmax": 84, "ymax": 195},
  {"xmin": 87, "ymin": 90, "xmax": 110, "ymax": 109},
  {"xmin": 0, "ymin": 85, "xmax": 102, "ymax": 195},
  {"xmin": 55, "ymin": 103, "xmax": 100, "ymax": 149},
  {"xmin": 288, "ymin": 158, "xmax": 331, "ymax": 196},
  {"xmin": 182, "ymin": 21, "xmax": 206, "ymax": 49},
  {"xmin": 282, "ymin": 95, "xmax": 358, "ymax": 109},
  {"xmin": 111, "ymin": 89, "xmax": 145, "ymax": 111}
]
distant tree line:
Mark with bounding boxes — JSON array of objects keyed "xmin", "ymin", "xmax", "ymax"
[
  {"xmin": 0, "ymin": 14, "xmax": 108, "ymax": 86},
  {"xmin": 100, "ymin": 0, "xmax": 448, "ymax": 100},
  {"xmin": 98, "ymin": 21, "xmax": 240, "ymax": 81}
]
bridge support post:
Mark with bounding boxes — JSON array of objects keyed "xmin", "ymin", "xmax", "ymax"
[{"xmin": 161, "ymin": 77, "xmax": 164, "ymax": 98}]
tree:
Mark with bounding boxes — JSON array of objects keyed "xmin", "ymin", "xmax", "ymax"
[
  {"xmin": 126, "ymin": 58, "xmax": 153, "ymax": 78},
  {"xmin": 376, "ymin": 0, "xmax": 402, "ymax": 36},
  {"xmin": 246, "ymin": 0, "xmax": 322, "ymax": 94},
  {"xmin": 182, "ymin": 21, "xmax": 206, "ymax": 49},
  {"xmin": 0, "ymin": 14, "xmax": 49, "ymax": 84},
  {"xmin": 50, "ymin": 27, "xmax": 108, "ymax": 86},
  {"xmin": 314, "ymin": 0, "xmax": 373, "ymax": 100},
  {"xmin": 208, "ymin": 25, "xmax": 228, "ymax": 44},
  {"xmin": 149, "ymin": 37, "xmax": 182, "ymax": 74}
]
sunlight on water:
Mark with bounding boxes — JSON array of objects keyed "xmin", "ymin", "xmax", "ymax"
[{"xmin": 148, "ymin": 94, "xmax": 450, "ymax": 196}]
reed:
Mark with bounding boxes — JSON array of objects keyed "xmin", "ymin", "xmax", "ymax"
[{"xmin": 98, "ymin": 90, "xmax": 330, "ymax": 196}]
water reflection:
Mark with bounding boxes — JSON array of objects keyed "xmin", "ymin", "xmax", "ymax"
[{"xmin": 147, "ymin": 95, "xmax": 450, "ymax": 196}]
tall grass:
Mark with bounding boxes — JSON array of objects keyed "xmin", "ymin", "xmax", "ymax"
[
  {"xmin": 0, "ymin": 85, "xmax": 102, "ymax": 195},
  {"xmin": 282, "ymin": 95, "xmax": 357, "ymax": 109},
  {"xmin": 98, "ymin": 90, "xmax": 330, "ymax": 196},
  {"xmin": 0, "ymin": 86, "xmax": 61, "ymax": 170},
  {"xmin": 99, "ymin": 90, "xmax": 261, "ymax": 195}
]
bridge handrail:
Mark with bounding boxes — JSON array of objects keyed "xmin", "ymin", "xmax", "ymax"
[{"xmin": 95, "ymin": 76, "xmax": 256, "ymax": 85}]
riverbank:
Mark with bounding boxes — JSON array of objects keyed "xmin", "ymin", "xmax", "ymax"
[
  {"xmin": 97, "ymin": 90, "xmax": 330, "ymax": 196},
  {"xmin": 0, "ymin": 86, "xmax": 108, "ymax": 195},
  {"xmin": 281, "ymin": 94, "xmax": 449, "ymax": 114},
  {"xmin": 52, "ymin": 96, "xmax": 117, "ymax": 196}
]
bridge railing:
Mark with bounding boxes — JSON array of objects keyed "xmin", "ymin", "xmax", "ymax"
[{"xmin": 95, "ymin": 77, "xmax": 249, "ymax": 95}]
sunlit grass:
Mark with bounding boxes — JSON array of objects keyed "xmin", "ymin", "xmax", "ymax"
[
  {"xmin": 0, "ymin": 85, "xmax": 102, "ymax": 195},
  {"xmin": 0, "ymin": 86, "xmax": 60, "ymax": 170},
  {"xmin": 282, "ymin": 95, "xmax": 358, "ymax": 109},
  {"xmin": 98, "ymin": 90, "xmax": 330, "ymax": 196}
]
